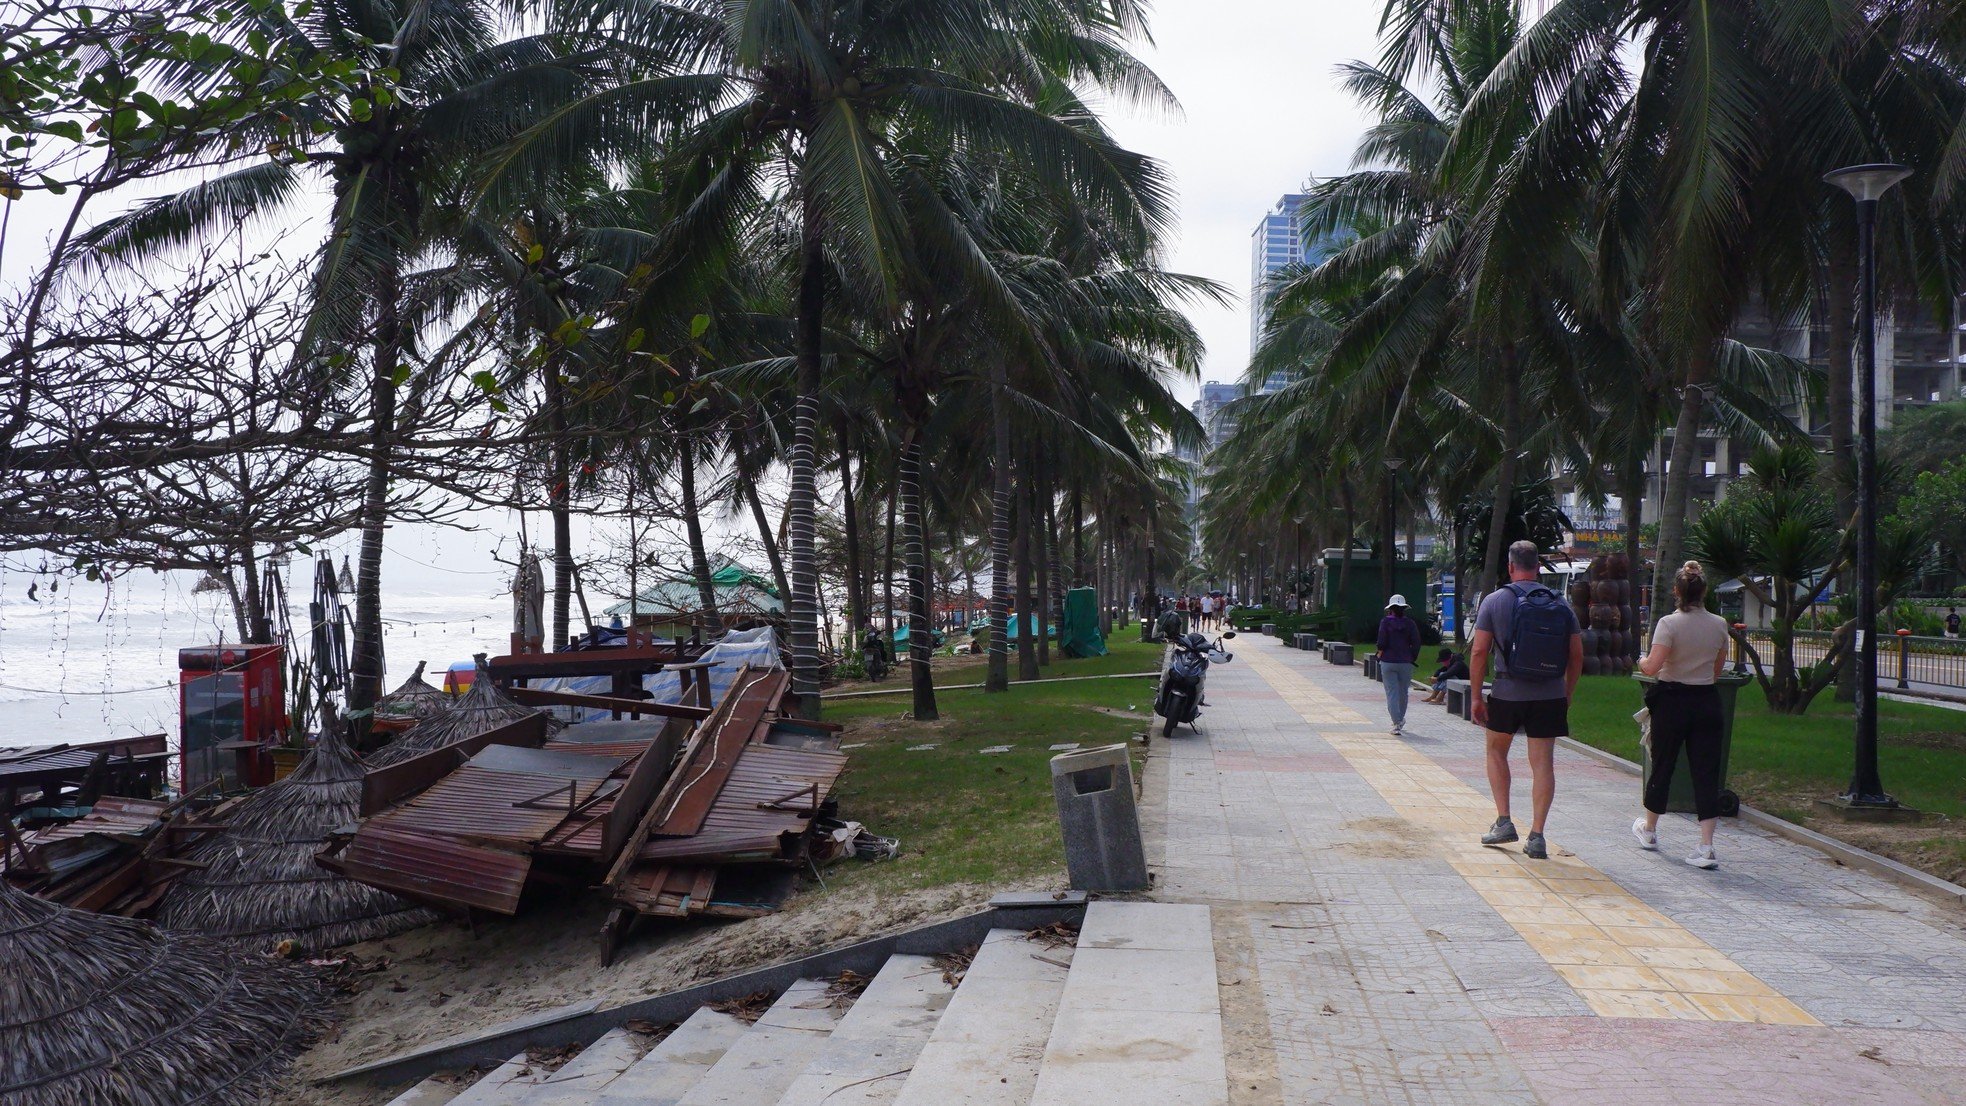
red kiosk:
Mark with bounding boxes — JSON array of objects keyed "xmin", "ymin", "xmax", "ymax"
[{"xmin": 178, "ymin": 644, "xmax": 284, "ymax": 795}]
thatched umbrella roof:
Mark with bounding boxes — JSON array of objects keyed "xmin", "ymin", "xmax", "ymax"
[
  {"xmin": 366, "ymin": 654, "xmax": 562, "ymax": 768},
  {"xmin": 155, "ymin": 723, "xmax": 438, "ymax": 950},
  {"xmin": 0, "ymin": 880, "xmax": 326, "ymax": 1106},
  {"xmin": 374, "ymin": 660, "xmax": 450, "ymax": 725}
]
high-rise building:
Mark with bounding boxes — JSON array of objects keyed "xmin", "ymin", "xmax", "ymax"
[
  {"xmin": 1248, "ymin": 188, "xmax": 1352, "ymax": 356},
  {"xmin": 1194, "ymin": 380, "xmax": 1243, "ymax": 450}
]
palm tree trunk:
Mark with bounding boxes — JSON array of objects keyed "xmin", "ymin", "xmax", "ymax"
[
  {"xmin": 1480, "ymin": 351, "xmax": 1521, "ymax": 598},
  {"xmin": 1034, "ymin": 458, "xmax": 1051, "ymax": 666},
  {"xmin": 1381, "ymin": 464, "xmax": 1397, "ymax": 604},
  {"xmin": 1824, "ymin": 237, "xmax": 1860, "ymax": 704},
  {"xmin": 1014, "ymin": 458, "xmax": 1040, "ymax": 682},
  {"xmin": 679, "ymin": 440, "xmax": 719, "ymax": 633},
  {"xmin": 1620, "ymin": 452, "xmax": 1645, "ymax": 661},
  {"xmin": 348, "ymin": 256, "xmax": 402, "ymax": 726},
  {"xmin": 785, "ymin": 205, "xmax": 825, "ymax": 717},
  {"xmin": 1651, "ymin": 347, "xmax": 1711, "ymax": 636},
  {"xmin": 987, "ymin": 363, "xmax": 1013, "ymax": 692},
  {"xmin": 745, "ymin": 478, "xmax": 789, "ymax": 607},
  {"xmin": 1825, "ymin": 228, "xmax": 1858, "ymax": 522},
  {"xmin": 1044, "ymin": 474, "xmax": 1063, "ymax": 615},
  {"xmin": 839, "ymin": 419, "xmax": 864, "ymax": 632},
  {"xmin": 882, "ymin": 474, "xmax": 897, "ymax": 653},
  {"xmin": 544, "ymin": 359, "xmax": 573, "ymax": 652},
  {"xmin": 899, "ymin": 429, "xmax": 937, "ymax": 719},
  {"xmin": 1072, "ymin": 484, "xmax": 1086, "ymax": 585},
  {"xmin": 1338, "ymin": 481, "xmax": 1355, "ymax": 607}
]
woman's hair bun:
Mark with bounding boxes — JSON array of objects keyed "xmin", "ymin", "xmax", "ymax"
[{"xmin": 1681, "ymin": 560, "xmax": 1703, "ymax": 576}]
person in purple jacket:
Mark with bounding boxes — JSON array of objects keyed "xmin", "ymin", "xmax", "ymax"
[{"xmin": 1377, "ymin": 595, "xmax": 1422, "ymax": 736}]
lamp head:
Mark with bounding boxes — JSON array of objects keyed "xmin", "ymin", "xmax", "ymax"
[{"xmin": 1824, "ymin": 163, "xmax": 1912, "ymax": 202}]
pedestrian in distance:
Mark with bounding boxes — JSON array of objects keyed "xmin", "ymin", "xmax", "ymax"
[
  {"xmin": 1947, "ymin": 607, "xmax": 1960, "ymax": 639},
  {"xmin": 1632, "ymin": 561, "xmax": 1733, "ymax": 869},
  {"xmin": 1377, "ymin": 595, "xmax": 1422, "ymax": 736},
  {"xmin": 1469, "ymin": 541, "xmax": 1584, "ymax": 860},
  {"xmin": 1423, "ymin": 647, "xmax": 1468, "ymax": 704}
]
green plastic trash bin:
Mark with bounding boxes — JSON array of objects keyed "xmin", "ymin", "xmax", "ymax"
[{"xmin": 1635, "ymin": 673, "xmax": 1750, "ymax": 815}]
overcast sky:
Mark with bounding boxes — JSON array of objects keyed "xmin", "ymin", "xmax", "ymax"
[{"xmin": 1109, "ymin": 2, "xmax": 1384, "ymax": 398}]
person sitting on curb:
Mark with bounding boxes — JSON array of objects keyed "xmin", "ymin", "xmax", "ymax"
[{"xmin": 1424, "ymin": 647, "xmax": 1469, "ymax": 704}]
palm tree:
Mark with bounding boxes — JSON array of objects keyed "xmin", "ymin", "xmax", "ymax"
[
  {"xmin": 505, "ymin": 0, "xmax": 1176, "ymax": 715},
  {"xmin": 1456, "ymin": 0, "xmax": 1882, "ymax": 627}
]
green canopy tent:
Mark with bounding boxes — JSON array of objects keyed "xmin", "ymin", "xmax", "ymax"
[{"xmin": 1061, "ymin": 587, "xmax": 1107, "ymax": 657}]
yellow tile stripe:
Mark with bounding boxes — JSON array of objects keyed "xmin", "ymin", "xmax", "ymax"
[{"xmin": 1239, "ymin": 645, "xmax": 1817, "ymax": 1025}]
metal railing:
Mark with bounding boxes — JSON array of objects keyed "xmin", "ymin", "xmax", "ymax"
[{"xmin": 1739, "ymin": 628, "xmax": 1966, "ymax": 690}]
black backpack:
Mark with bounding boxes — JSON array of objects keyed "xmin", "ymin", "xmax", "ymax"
[{"xmin": 1503, "ymin": 582, "xmax": 1572, "ymax": 681}]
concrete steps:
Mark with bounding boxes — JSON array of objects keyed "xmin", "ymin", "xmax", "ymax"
[
  {"xmin": 595, "ymin": 1008, "xmax": 749, "ymax": 1106},
  {"xmin": 890, "ymin": 928, "xmax": 1073, "ymax": 1106},
  {"xmin": 403, "ymin": 903, "xmax": 1225, "ymax": 1106},
  {"xmin": 1030, "ymin": 902, "xmax": 1226, "ymax": 1106},
  {"xmin": 447, "ymin": 1054, "xmax": 545, "ymax": 1106},
  {"xmin": 524, "ymin": 1028, "xmax": 643, "ymax": 1106},
  {"xmin": 383, "ymin": 1076, "xmax": 462, "ymax": 1106},
  {"xmin": 774, "ymin": 953, "xmax": 954, "ymax": 1106},
  {"xmin": 673, "ymin": 977, "xmax": 846, "ymax": 1106}
]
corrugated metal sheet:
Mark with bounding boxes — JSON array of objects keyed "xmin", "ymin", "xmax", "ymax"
[
  {"xmin": 3, "ymin": 798, "xmax": 171, "ymax": 878},
  {"xmin": 373, "ymin": 764, "xmax": 614, "ymax": 845},
  {"xmin": 0, "ymin": 735, "xmax": 169, "ymax": 780},
  {"xmin": 637, "ymin": 744, "xmax": 845, "ymax": 865},
  {"xmin": 648, "ymin": 669, "xmax": 783, "ymax": 837},
  {"xmin": 325, "ymin": 824, "xmax": 532, "ymax": 915}
]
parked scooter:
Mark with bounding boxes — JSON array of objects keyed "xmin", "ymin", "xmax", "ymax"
[
  {"xmin": 1155, "ymin": 630, "xmax": 1235, "ymax": 737},
  {"xmin": 861, "ymin": 629, "xmax": 891, "ymax": 681}
]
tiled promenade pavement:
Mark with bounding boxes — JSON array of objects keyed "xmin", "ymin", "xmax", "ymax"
[{"xmin": 1138, "ymin": 631, "xmax": 1966, "ymax": 1105}]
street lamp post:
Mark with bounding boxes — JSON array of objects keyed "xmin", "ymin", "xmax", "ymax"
[
  {"xmin": 1824, "ymin": 162, "xmax": 1911, "ymax": 809},
  {"xmin": 1239, "ymin": 551, "xmax": 1249, "ymax": 605}
]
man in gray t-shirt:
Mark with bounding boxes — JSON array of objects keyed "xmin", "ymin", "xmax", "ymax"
[{"xmin": 1468, "ymin": 541, "xmax": 1583, "ymax": 860}]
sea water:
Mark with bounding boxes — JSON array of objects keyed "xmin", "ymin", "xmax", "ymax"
[{"xmin": 0, "ymin": 568, "xmax": 509, "ymax": 747}]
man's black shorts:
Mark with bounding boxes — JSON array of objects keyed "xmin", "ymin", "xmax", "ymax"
[{"xmin": 1485, "ymin": 696, "xmax": 1568, "ymax": 739}]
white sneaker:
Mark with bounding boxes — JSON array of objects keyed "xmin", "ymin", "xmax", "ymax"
[
  {"xmin": 1391, "ymin": 724, "xmax": 1403, "ymax": 736},
  {"xmin": 1685, "ymin": 847, "xmax": 1718, "ymax": 870},
  {"xmin": 1631, "ymin": 819, "xmax": 1657, "ymax": 850}
]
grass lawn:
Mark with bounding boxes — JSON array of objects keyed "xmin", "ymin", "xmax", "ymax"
[
  {"xmin": 816, "ymin": 637, "xmax": 1164, "ymax": 896},
  {"xmin": 1566, "ymin": 676, "xmax": 1966, "ymax": 881}
]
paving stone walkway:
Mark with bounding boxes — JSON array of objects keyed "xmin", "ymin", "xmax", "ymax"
[{"xmin": 1139, "ymin": 631, "xmax": 1966, "ymax": 1105}]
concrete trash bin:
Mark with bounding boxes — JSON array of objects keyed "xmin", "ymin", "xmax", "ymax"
[
  {"xmin": 1050, "ymin": 744, "xmax": 1149, "ymax": 891},
  {"xmin": 1636, "ymin": 673, "xmax": 1749, "ymax": 815},
  {"xmin": 1296, "ymin": 633, "xmax": 1320, "ymax": 651},
  {"xmin": 1329, "ymin": 643, "xmax": 1354, "ymax": 665},
  {"xmin": 1261, "ymin": 623, "xmax": 1277, "ymax": 636}
]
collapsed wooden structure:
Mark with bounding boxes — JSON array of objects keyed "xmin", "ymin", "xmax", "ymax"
[{"xmin": 318, "ymin": 665, "xmax": 847, "ymax": 962}]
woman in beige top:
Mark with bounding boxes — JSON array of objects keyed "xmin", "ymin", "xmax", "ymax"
[{"xmin": 1632, "ymin": 562, "xmax": 1732, "ymax": 869}]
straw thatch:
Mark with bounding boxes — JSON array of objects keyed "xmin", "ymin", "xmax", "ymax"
[
  {"xmin": 0, "ymin": 880, "xmax": 327, "ymax": 1106},
  {"xmin": 155, "ymin": 724, "xmax": 438, "ymax": 950},
  {"xmin": 374, "ymin": 660, "xmax": 450, "ymax": 724},
  {"xmin": 365, "ymin": 654, "xmax": 562, "ymax": 768}
]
